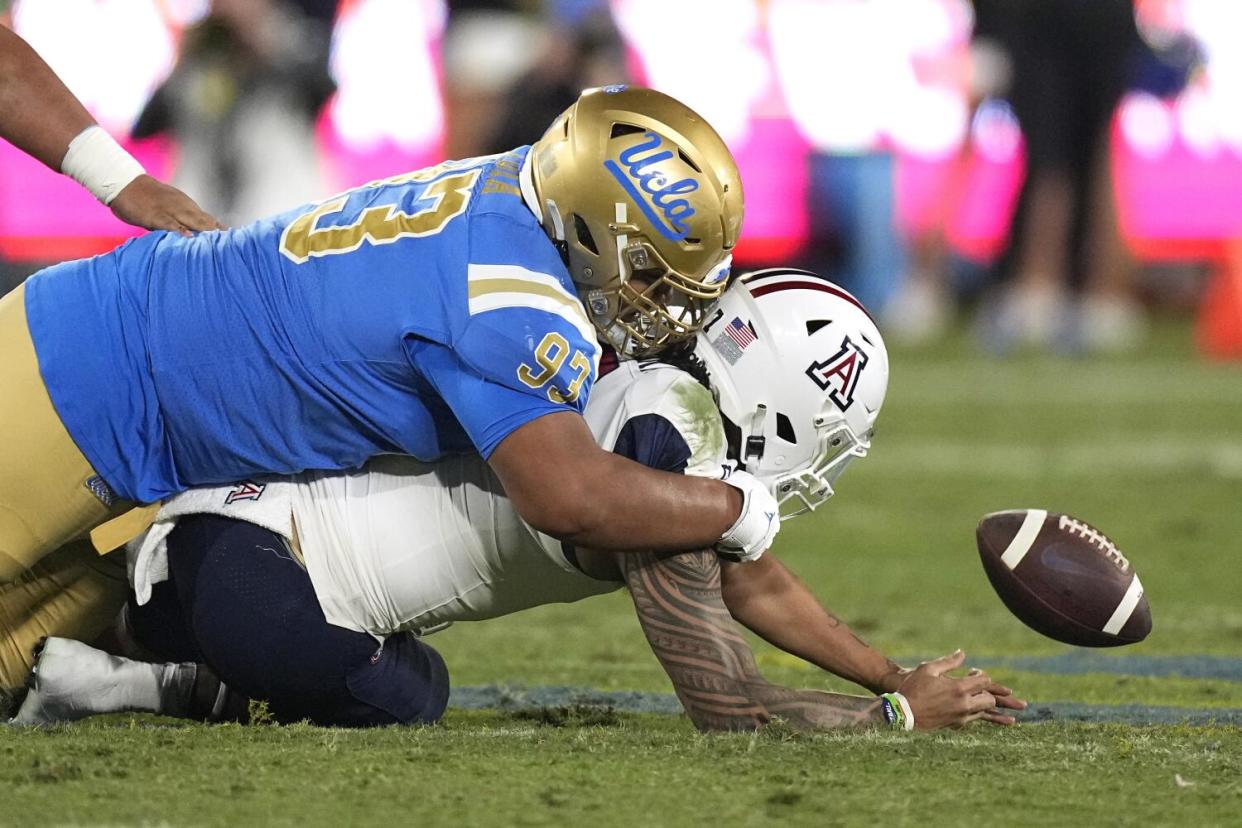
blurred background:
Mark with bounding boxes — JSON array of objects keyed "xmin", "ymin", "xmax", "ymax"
[{"xmin": 1, "ymin": 0, "xmax": 1241, "ymax": 358}]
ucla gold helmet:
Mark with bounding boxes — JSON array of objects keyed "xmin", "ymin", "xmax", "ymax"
[{"xmin": 528, "ymin": 85, "xmax": 743, "ymax": 357}]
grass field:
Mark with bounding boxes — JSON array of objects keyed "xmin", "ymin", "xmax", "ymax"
[{"xmin": 3, "ymin": 317, "xmax": 1241, "ymax": 825}]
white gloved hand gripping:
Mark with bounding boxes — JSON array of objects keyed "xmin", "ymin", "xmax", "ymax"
[{"xmin": 714, "ymin": 468, "xmax": 780, "ymax": 562}]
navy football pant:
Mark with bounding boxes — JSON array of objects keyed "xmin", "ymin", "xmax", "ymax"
[{"xmin": 128, "ymin": 514, "xmax": 449, "ymax": 727}]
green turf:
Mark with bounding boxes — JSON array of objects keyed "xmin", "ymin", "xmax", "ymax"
[
  {"xmin": 3, "ymin": 315, "xmax": 1240, "ymax": 824},
  {"xmin": 3, "ymin": 714, "xmax": 1240, "ymax": 826}
]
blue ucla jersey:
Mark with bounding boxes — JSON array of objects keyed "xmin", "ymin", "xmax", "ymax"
[{"xmin": 25, "ymin": 148, "xmax": 600, "ymax": 502}]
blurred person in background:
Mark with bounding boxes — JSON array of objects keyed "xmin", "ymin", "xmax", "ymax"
[
  {"xmin": 482, "ymin": 1, "xmax": 627, "ymax": 154},
  {"xmin": 974, "ymin": 0, "xmax": 1146, "ymax": 354},
  {"xmin": 443, "ymin": 0, "xmax": 626, "ymax": 159},
  {"xmin": 131, "ymin": 0, "xmax": 337, "ymax": 225},
  {"xmin": 0, "ymin": 21, "xmax": 220, "ymax": 236},
  {"xmin": 778, "ymin": 0, "xmax": 925, "ymax": 318},
  {"xmin": 880, "ymin": 2, "xmax": 995, "ymax": 345},
  {"xmin": 441, "ymin": 0, "xmax": 544, "ymax": 159},
  {"xmin": 765, "ymin": 0, "xmax": 976, "ymax": 326}
]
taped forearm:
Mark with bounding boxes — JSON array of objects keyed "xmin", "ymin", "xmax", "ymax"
[{"xmin": 60, "ymin": 126, "xmax": 145, "ymax": 204}]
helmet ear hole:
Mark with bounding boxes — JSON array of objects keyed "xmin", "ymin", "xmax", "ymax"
[
  {"xmin": 609, "ymin": 123, "xmax": 645, "ymax": 140},
  {"xmin": 776, "ymin": 412, "xmax": 796, "ymax": 444},
  {"xmin": 573, "ymin": 214, "xmax": 599, "ymax": 256}
]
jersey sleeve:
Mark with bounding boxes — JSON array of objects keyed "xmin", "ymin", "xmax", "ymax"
[
  {"xmin": 611, "ymin": 414, "xmax": 694, "ymax": 473},
  {"xmin": 408, "ymin": 339, "xmax": 577, "ymax": 459},
  {"xmin": 461, "ymin": 220, "xmax": 600, "ymax": 402},
  {"xmin": 413, "ymin": 211, "xmax": 601, "ymax": 457},
  {"xmin": 456, "ymin": 282, "xmax": 600, "ymax": 411},
  {"xmin": 611, "ymin": 369, "xmax": 729, "ymax": 477}
]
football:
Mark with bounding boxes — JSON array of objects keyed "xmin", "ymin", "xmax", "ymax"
[{"xmin": 976, "ymin": 509, "xmax": 1151, "ymax": 647}]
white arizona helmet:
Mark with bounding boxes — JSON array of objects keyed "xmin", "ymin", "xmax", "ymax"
[{"xmin": 695, "ymin": 268, "xmax": 889, "ymax": 517}]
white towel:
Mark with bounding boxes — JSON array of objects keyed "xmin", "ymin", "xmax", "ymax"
[{"xmin": 127, "ymin": 479, "xmax": 295, "ymax": 605}]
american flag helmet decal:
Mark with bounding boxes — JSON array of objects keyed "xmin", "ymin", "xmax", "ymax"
[{"xmin": 723, "ymin": 317, "xmax": 757, "ymax": 349}]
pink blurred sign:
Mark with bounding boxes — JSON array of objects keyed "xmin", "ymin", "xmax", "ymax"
[
  {"xmin": 0, "ymin": 138, "xmax": 170, "ymax": 260},
  {"xmin": 3, "ymin": 0, "xmax": 1242, "ymax": 265}
]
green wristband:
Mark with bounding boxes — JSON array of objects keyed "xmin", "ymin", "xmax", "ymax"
[
  {"xmin": 881, "ymin": 692, "xmax": 915, "ymax": 731},
  {"xmin": 880, "ymin": 693, "xmax": 905, "ymax": 729}
]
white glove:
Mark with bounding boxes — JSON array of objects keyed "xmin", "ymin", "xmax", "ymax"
[{"xmin": 715, "ymin": 468, "xmax": 779, "ymax": 562}]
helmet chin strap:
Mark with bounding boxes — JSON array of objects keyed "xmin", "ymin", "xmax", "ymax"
[
  {"xmin": 583, "ymin": 202, "xmax": 636, "ymax": 356},
  {"xmin": 745, "ymin": 403, "xmax": 768, "ymax": 464},
  {"xmin": 602, "ymin": 320, "xmax": 636, "ymax": 356}
]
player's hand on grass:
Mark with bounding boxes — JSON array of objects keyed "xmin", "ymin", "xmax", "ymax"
[
  {"xmin": 967, "ymin": 666, "xmax": 1028, "ymax": 724},
  {"xmin": 894, "ymin": 649, "xmax": 1022, "ymax": 730},
  {"xmin": 878, "ymin": 652, "xmax": 1028, "ymax": 727},
  {"xmin": 110, "ymin": 175, "xmax": 226, "ymax": 235}
]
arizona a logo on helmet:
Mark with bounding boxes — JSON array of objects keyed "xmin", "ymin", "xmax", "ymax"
[{"xmin": 806, "ymin": 336, "xmax": 869, "ymax": 410}]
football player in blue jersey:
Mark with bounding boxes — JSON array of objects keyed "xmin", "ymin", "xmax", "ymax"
[{"xmin": 0, "ymin": 85, "xmax": 780, "ymax": 627}]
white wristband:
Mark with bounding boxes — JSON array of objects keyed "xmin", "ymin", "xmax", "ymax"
[
  {"xmin": 61, "ymin": 126, "xmax": 145, "ymax": 205},
  {"xmin": 893, "ymin": 691, "xmax": 915, "ymax": 731}
]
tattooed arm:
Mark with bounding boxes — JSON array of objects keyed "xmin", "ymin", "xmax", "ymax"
[
  {"xmin": 718, "ymin": 554, "xmax": 1027, "ymax": 721},
  {"xmin": 617, "ymin": 547, "xmax": 885, "ymax": 732}
]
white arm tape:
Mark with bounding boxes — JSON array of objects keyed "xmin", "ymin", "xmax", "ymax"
[{"xmin": 61, "ymin": 126, "xmax": 145, "ymax": 205}]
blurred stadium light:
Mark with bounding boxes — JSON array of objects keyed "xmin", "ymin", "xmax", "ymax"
[{"xmin": 320, "ymin": 0, "xmax": 446, "ymax": 190}]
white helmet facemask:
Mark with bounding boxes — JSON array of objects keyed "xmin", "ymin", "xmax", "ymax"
[
  {"xmin": 696, "ymin": 269, "xmax": 889, "ymax": 520},
  {"xmin": 773, "ymin": 421, "xmax": 869, "ymax": 518}
]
